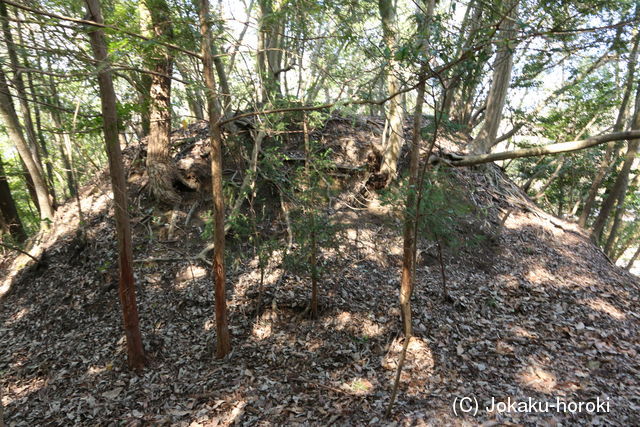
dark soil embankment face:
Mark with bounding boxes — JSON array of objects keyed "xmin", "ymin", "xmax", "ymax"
[{"xmin": 1, "ymin": 116, "xmax": 639, "ymax": 425}]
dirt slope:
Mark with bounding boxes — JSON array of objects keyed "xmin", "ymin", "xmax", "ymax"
[{"xmin": 1, "ymin": 117, "xmax": 639, "ymax": 426}]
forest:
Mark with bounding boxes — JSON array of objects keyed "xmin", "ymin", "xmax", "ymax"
[{"xmin": 1, "ymin": 0, "xmax": 640, "ymax": 424}]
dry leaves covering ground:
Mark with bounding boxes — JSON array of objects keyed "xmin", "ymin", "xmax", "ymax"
[{"xmin": 1, "ymin": 119, "xmax": 639, "ymax": 426}]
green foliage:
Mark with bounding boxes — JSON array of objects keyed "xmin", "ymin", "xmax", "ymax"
[{"xmin": 382, "ymin": 167, "xmax": 480, "ymax": 252}]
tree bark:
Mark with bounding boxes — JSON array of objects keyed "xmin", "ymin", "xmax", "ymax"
[
  {"xmin": 579, "ymin": 29, "xmax": 640, "ymax": 227},
  {"xmin": 84, "ymin": 0, "xmax": 146, "ymax": 371},
  {"xmin": 471, "ymin": 0, "xmax": 519, "ymax": 154},
  {"xmin": 0, "ymin": 154, "xmax": 26, "ymax": 242},
  {"xmin": 141, "ymin": 0, "xmax": 180, "ymax": 205},
  {"xmin": 377, "ymin": 0, "xmax": 405, "ymax": 184},
  {"xmin": 175, "ymin": 59, "xmax": 205, "ymax": 120},
  {"xmin": 257, "ymin": 0, "xmax": 284, "ymax": 103},
  {"xmin": 198, "ymin": 0, "xmax": 231, "ymax": 359},
  {"xmin": 604, "ymin": 173, "xmax": 640, "ymax": 256},
  {"xmin": 449, "ymin": 131, "xmax": 640, "ymax": 166},
  {"xmin": 0, "ymin": 64, "xmax": 54, "ymax": 224},
  {"xmin": 591, "ymin": 86, "xmax": 640, "ymax": 243},
  {"xmin": 625, "ymin": 245, "xmax": 640, "ymax": 270},
  {"xmin": 0, "ymin": 1, "xmax": 47, "ymax": 188}
]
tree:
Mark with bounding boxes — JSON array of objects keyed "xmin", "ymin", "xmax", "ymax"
[
  {"xmin": 257, "ymin": 0, "xmax": 285, "ymax": 103},
  {"xmin": 591, "ymin": 101, "xmax": 640, "ymax": 243},
  {"xmin": 377, "ymin": 0, "xmax": 405, "ymax": 185},
  {"xmin": 579, "ymin": 27, "xmax": 640, "ymax": 227},
  {"xmin": 141, "ymin": 0, "xmax": 180, "ymax": 205},
  {"xmin": 0, "ymin": 64, "xmax": 54, "ymax": 225},
  {"xmin": 198, "ymin": 0, "xmax": 231, "ymax": 358},
  {"xmin": 471, "ymin": 0, "xmax": 519, "ymax": 154},
  {"xmin": 0, "ymin": 154, "xmax": 26, "ymax": 242},
  {"xmin": 84, "ymin": 0, "xmax": 146, "ymax": 371}
]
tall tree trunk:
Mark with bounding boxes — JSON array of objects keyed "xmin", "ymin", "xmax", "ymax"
[
  {"xmin": 377, "ymin": 0, "xmax": 405, "ymax": 184},
  {"xmin": 471, "ymin": 0, "xmax": 519, "ymax": 154},
  {"xmin": 604, "ymin": 172, "xmax": 640, "ymax": 256},
  {"xmin": 625, "ymin": 245, "xmax": 640, "ymax": 270},
  {"xmin": 591, "ymin": 86, "xmax": 640, "ymax": 243},
  {"xmin": 175, "ymin": 59, "xmax": 205, "ymax": 120},
  {"xmin": 0, "ymin": 65, "xmax": 54, "ymax": 224},
  {"xmin": 0, "ymin": 2, "xmax": 48, "ymax": 190},
  {"xmin": 41, "ymin": 29, "xmax": 77, "ymax": 199},
  {"xmin": 140, "ymin": 0, "xmax": 180, "ymax": 205},
  {"xmin": 0, "ymin": 154, "xmax": 26, "ymax": 242},
  {"xmin": 199, "ymin": 0, "xmax": 231, "ymax": 358},
  {"xmin": 257, "ymin": 0, "xmax": 284, "ymax": 103},
  {"xmin": 443, "ymin": 0, "xmax": 486, "ymax": 124},
  {"xmin": 579, "ymin": 29, "xmax": 640, "ymax": 227},
  {"xmin": 17, "ymin": 17, "xmax": 57, "ymax": 207},
  {"xmin": 84, "ymin": 0, "xmax": 146, "ymax": 371}
]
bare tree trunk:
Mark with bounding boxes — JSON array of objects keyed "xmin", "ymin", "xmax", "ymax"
[
  {"xmin": 591, "ymin": 85, "xmax": 640, "ymax": 243},
  {"xmin": 175, "ymin": 59, "xmax": 205, "ymax": 120},
  {"xmin": 604, "ymin": 173, "xmax": 640, "ymax": 256},
  {"xmin": 16, "ymin": 18, "xmax": 58, "ymax": 209},
  {"xmin": 0, "ymin": 1, "xmax": 47, "ymax": 188},
  {"xmin": 84, "ymin": 0, "xmax": 146, "ymax": 371},
  {"xmin": 0, "ymin": 154, "xmax": 26, "ymax": 242},
  {"xmin": 0, "ymin": 64, "xmax": 54, "ymax": 224},
  {"xmin": 303, "ymin": 115, "xmax": 318, "ymax": 318},
  {"xmin": 199, "ymin": 0, "xmax": 231, "ymax": 358},
  {"xmin": 580, "ymin": 29, "xmax": 640, "ymax": 227},
  {"xmin": 377, "ymin": 0, "xmax": 405, "ymax": 184},
  {"xmin": 532, "ymin": 157, "xmax": 565, "ymax": 200},
  {"xmin": 257, "ymin": 0, "xmax": 284, "ymax": 103},
  {"xmin": 625, "ymin": 245, "xmax": 640, "ymax": 270},
  {"xmin": 471, "ymin": 0, "xmax": 519, "ymax": 154},
  {"xmin": 140, "ymin": 0, "xmax": 180, "ymax": 205}
]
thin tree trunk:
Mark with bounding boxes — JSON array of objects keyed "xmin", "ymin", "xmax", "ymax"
[
  {"xmin": 387, "ymin": 1, "xmax": 434, "ymax": 418},
  {"xmin": 532, "ymin": 156, "xmax": 565, "ymax": 200},
  {"xmin": 604, "ymin": 172, "xmax": 640, "ymax": 255},
  {"xmin": 472, "ymin": 0, "xmax": 519, "ymax": 154},
  {"xmin": 591, "ymin": 86, "xmax": 640, "ymax": 243},
  {"xmin": 0, "ymin": 1, "xmax": 47, "ymax": 187},
  {"xmin": 0, "ymin": 154, "xmax": 27, "ymax": 242},
  {"xmin": 303, "ymin": 115, "xmax": 318, "ymax": 318},
  {"xmin": 257, "ymin": 0, "xmax": 284, "ymax": 103},
  {"xmin": 378, "ymin": 0, "xmax": 405, "ymax": 184},
  {"xmin": 625, "ymin": 245, "xmax": 640, "ymax": 270},
  {"xmin": 0, "ymin": 64, "xmax": 54, "ymax": 224},
  {"xmin": 175, "ymin": 59, "xmax": 205, "ymax": 120},
  {"xmin": 84, "ymin": 0, "xmax": 146, "ymax": 371},
  {"xmin": 199, "ymin": 0, "xmax": 231, "ymax": 358},
  {"xmin": 141, "ymin": 0, "xmax": 180, "ymax": 205},
  {"xmin": 18, "ymin": 18, "xmax": 57, "ymax": 207},
  {"xmin": 580, "ymin": 29, "xmax": 640, "ymax": 227}
]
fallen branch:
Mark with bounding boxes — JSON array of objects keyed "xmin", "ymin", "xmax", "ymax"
[
  {"xmin": 0, "ymin": 242, "xmax": 39, "ymax": 262},
  {"xmin": 449, "ymin": 130, "xmax": 640, "ymax": 166}
]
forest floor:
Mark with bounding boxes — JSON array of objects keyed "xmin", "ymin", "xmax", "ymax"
[{"xmin": 1, "ymin": 117, "xmax": 640, "ymax": 426}]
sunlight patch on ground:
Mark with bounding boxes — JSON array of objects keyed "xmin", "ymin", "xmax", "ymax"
[
  {"xmin": 3, "ymin": 377, "xmax": 46, "ymax": 406},
  {"xmin": 86, "ymin": 364, "xmax": 109, "ymax": 376},
  {"xmin": 334, "ymin": 311, "xmax": 352, "ymax": 330},
  {"xmin": 251, "ymin": 319, "xmax": 273, "ymax": 340},
  {"xmin": 6, "ymin": 307, "xmax": 30, "ymax": 324},
  {"xmin": 519, "ymin": 365, "xmax": 557, "ymax": 392},
  {"xmin": 341, "ymin": 377, "xmax": 375, "ymax": 395},
  {"xmin": 175, "ymin": 265, "xmax": 208, "ymax": 288},
  {"xmin": 583, "ymin": 298, "xmax": 626, "ymax": 320},
  {"xmin": 203, "ymin": 319, "xmax": 215, "ymax": 331},
  {"xmin": 525, "ymin": 265, "xmax": 553, "ymax": 284},
  {"xmin": 512, "ymin": 326, "xmax": 538, "ymax": 340}
]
